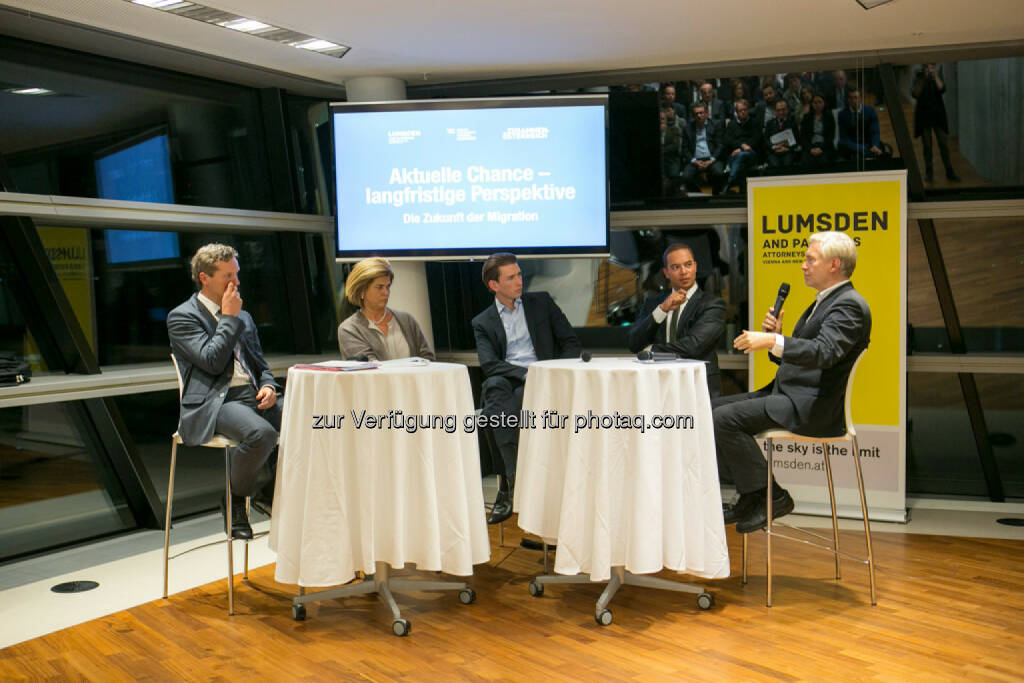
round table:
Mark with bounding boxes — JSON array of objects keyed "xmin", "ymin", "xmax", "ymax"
[
  {"xmin": 269, "ymin": 361, "xmax": 490, "ymax": 588},
  {"xmin": 515, "ymin": 357, "xmax": 729, "ymax": 582}
]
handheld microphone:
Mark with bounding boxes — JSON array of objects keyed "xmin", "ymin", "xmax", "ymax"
[
  {"xmin": 772, "ymin": 282, "xmax": 790, "ymax": 320},
  {"xmin": 580, "ymin": 350, "xmax": 592, "ymax": 363},
  {"xmin": 637, "ymin": 350, "xmax": 678, "ymax": 362}
]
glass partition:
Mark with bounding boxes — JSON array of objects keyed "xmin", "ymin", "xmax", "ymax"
[
  {"xmin": 0, "ymin": 402, "xmax": 132, "ymax": 561},
  {"xmin": 908, "ymin": 217, "xmax": 1024, "ymax": 353}
]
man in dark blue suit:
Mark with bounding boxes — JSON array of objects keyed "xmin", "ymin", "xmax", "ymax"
[
  {"xmin": 837, "ymin": 89, "xmax": 883, "ymax": 159},
  {"xmin": 715, "ymin": 232, "xmax": 870, "ymax": 533},
  {"xmin": 167, "ymin": 243, "xmax": 280, "ymax": 539},
  {"xmin": 627, "ymin": 243, "xmax": 726, "ymax": 397},
  {"xmin": 472, "ymin": 252, "xmax": 581, "ymax": 524}
]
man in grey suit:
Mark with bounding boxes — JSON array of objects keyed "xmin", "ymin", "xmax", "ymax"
[
  {"xmin": 627, "ymin": 243, "xmax": 726, "ymax": 397},
  {"xmin": 472, "ymin": 252, "xmax": 581, "ymax": 525},
  {"xmin": 167, "ymin": 244, "xmax": 281, "ymax": 539},
  {"xmin": 715, "ymin": 232, "xmax": 870, "ymax": 533}
]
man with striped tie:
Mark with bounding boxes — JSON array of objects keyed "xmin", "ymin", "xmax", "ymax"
[{"xmin": 167, "ymin": 243, "xmax": 280, "ymax": 539}]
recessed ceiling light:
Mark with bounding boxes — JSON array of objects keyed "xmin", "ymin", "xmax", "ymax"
[
  {"xmin": 219, "ymin": 18, "xmax": 271, "ymax": 33},
  {"xmin": 8, "ymin": 87, "xmax": 55, "ymax": 95},
  {"xmin": 131, "ymin": 0, "xmax": 192, "ymax": 8},
  {"xmin": 123, "ymin": 0, "xmax": 349, "ymax": 58},
  {"xmin": 292, "ymin": 39, "xmax": 341, "ymax": 52}
]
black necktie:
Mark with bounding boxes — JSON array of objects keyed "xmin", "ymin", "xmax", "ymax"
[{"xmin": 668, "ymin": 307, "xmax": 680, "ymax": 342}]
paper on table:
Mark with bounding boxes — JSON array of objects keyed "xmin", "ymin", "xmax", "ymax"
[{"xmin": 293, "ymin": 360, "xmax": 379, "ymax": 372}]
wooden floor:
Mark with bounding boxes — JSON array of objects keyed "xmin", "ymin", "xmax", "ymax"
[{"xmin": 3, "ymin": 521, "xmax": 1023, "ymax": 682}]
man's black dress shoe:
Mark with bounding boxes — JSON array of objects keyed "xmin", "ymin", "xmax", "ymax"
[
  {"xmin": 221, "ymin": 495, "xmax": 254, "ymax": 540},
  {"xmin": 722, "ymin": 492, "xmax": 759, "ymax": 525},
  {"xmin": 487, "ymin": 489, "xmax": 512, "ymax": 525},
  {"xmin": 519, "ymin": 538, "xmax": 555, "ymax": 551},
  {"xmin": 736, "ymin": 488, "xmax": 795, "ymax": 534}
]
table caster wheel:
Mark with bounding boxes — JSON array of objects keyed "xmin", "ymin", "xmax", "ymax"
[
  {"xmin": 697, "ymin": 592, "xmax": 714, "ymax": 610},
  {"xmin": 458, "ymin": 588, "xmax": 476, "ymax": 604},
  {"xmin": 292, "ymin": 603, "xmax": 306, "ymax": 621},
  {"xmin": 392, "ymin": 618, "xmax": 411, "ymax": 637},
  {"xmin": 528, "ymin": 581, "xmax": 544, "ymax": 597},
  {"xmin": 595, "ymin": 609, "xmax": 613, "ymax": 626}
]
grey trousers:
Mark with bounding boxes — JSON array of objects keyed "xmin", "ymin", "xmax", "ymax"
[
  {"xmin": 712, "ymin": 390, "xmax": 794, "ymax": 494},
  {"xmin": 215, "ymin": 385, "xmax": 281, "ymax": 497}
]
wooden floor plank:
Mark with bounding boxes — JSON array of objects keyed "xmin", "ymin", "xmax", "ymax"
[{"xmin": 3, "ymin": 521, "xmax": 1023, "ymax": 681}]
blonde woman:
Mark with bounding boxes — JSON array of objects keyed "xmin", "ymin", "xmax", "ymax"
[{"xmin": 338, "ymin": 258, "xmax": 435, "ymax": 361}]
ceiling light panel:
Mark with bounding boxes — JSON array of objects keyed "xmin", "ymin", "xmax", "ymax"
[{"xmin": 124, "ymin": 0, "xmax": 350, "ymax": 58}]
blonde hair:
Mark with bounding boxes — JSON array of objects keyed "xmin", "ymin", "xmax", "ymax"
[
  {"xmin": 190, "ymin": 243, "xmax": 238, "ymax": 287},
  {"xmin": 809, "ymin": 232, "xmax": 858, "ymax": 278},
  {"xmin": 345, "ymin": 257, "xmax": 394, "ymax": 306}
]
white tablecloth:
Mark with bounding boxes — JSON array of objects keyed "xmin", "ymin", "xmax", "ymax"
[
  {"xmin": 269, "ymin": 361, "xmax": 490, "ymax": 587},
  {"xmin": 515, "ymin": 358, "xmax": 729, "ymax": 582}
]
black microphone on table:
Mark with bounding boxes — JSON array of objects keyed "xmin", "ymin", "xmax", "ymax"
[
  {"xmin": 580, "ymin": 350, "xmax": 592, "ymax": 363},
  {"xmin": 347, "ymin": 354, "xmax": 369, "ymax": 362},
  {"xmin": 636, "ymin": 350, "xmax": 678, "ymax": 362},
  {"xmin": 771, "ymin": 282, "xmax": 790, "ymax": 322}
]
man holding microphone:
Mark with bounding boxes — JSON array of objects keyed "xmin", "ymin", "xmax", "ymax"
[{"xmin": 714, "ymin": 232, "xmax": 870, "ymax": 533}]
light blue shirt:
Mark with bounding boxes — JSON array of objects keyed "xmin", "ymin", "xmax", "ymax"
[
  {"xmin": 692, "ymin": 125, "xmax": 711, "ymax": 162},
  {"xmin": 496, "ymin": 297, "xmax": 538, "ymax": 367}
]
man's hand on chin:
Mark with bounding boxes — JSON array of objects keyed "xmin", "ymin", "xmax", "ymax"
[
  {"xmin": 733, "ymin": 330, "xmax": 776, "ymax": 354},
  {"xmin": 256, "ymin": 386, "xmax": 277, "ymax": 410}
]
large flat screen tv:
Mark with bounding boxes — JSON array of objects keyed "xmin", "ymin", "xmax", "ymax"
[
  {"xmin": 94, "ymin": 127, "xmax": 180, "ymax": 265},
  {"xmin": 331, "ymin": 96, "xmax": 609, "ymax": 259}
]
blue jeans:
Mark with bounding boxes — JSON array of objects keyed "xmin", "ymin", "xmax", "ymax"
[{"xmin": 727, "ymin": 150, "xmax": 758, "ymax": 187}]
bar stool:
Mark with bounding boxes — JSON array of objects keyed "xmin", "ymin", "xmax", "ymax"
[
  {"xmin": 742, "ymin": 349, "xmax": 876, "ymax": 607},
  {"xmin": 163, "ymin": 354, "xmax": 259, "ymax": 615}
]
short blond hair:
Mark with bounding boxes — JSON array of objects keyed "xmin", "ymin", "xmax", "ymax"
[
  {"xmin": 190, "ymin": 243, "xmax": 238, "ymax": 287},
  {"xmin": 345, "ymin": 257, "xmax": 394, "ymax": 306},
  {"xmin": 809, "ymin": 232, "xmax": 858, "ymax": 278}
]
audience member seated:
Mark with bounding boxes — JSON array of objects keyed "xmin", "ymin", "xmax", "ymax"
[
  {"xmin": 697, "ymin": 81, "xmax": 727, "ymax": 122},
  {"xmin": 801, "ymin": 92, "xmax": 837, "ymax": 167},
  {"xmin": 796, "ymin": 84, "xmax": 814, "ymax": 118},
  {"xmin": 725, "ymin": 79, "xmax": 750, "ymax": 119},
  {"xmin": 660, "ymin": 107, "xmax": 683, "ymax": 195},
  {"xmin": 837, "ymin": 89, "xmax": 883, "ymax": 160},
  {"xmin": 782, "ymin": 73, "xmax": 804, "ymax": 119},
  {"xmin": 659, "ymin": 82, "xmax": 688, "ymax": 121},
  {"xmin": 758, "ymin": 80, "xmax": 782, "ymax": 130},
  {"xmin": 819, "ymin": 69, "xmax": 851, "ymax": 112},
  {"xmin": 721, "ymin": 99, "xmax": 764, "ymax": 194},
  {"xmin": 764, "ymin": 99, "xmax": 800, "ymax": 169},
  {"xmin": 681, "ymin": 104, "xmax": 726, "ymax": 194},
  {"xmin": 338, "ymin": 257, "xmax": 435, "ymax": 361}
]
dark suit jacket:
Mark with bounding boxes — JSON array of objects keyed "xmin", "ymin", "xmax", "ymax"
[
  {"xmin": 472, "ymin": 291, "xmax": 581, "ymax": 382},
  {"xmin": 681, "ymin": 119, "xmax": 725, "ymax": 162},
  {"xmin": 722, "ymin": 115, "xmax": 764, "ymax": 158},
  {"xmin": 837, "ymin": 105, "xmax": 881, "ymax": 158},
  {"xmin": 626, "ymin": 288, "xmax": 727, "ymax": 397},
  {"xmin": 799, "ymin": 111, "xmax": 837, "ymax": 162},
  {"xmin": 763, "ymin": 281, "xmax": 871, "ymax": 437},
  {"xmin": 764, "ymin": 114, "xmax": 800, "ymax": 155},
  {"xmin": 167, "ymin": 293, "xmax": 278, "ymax": 446}
]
